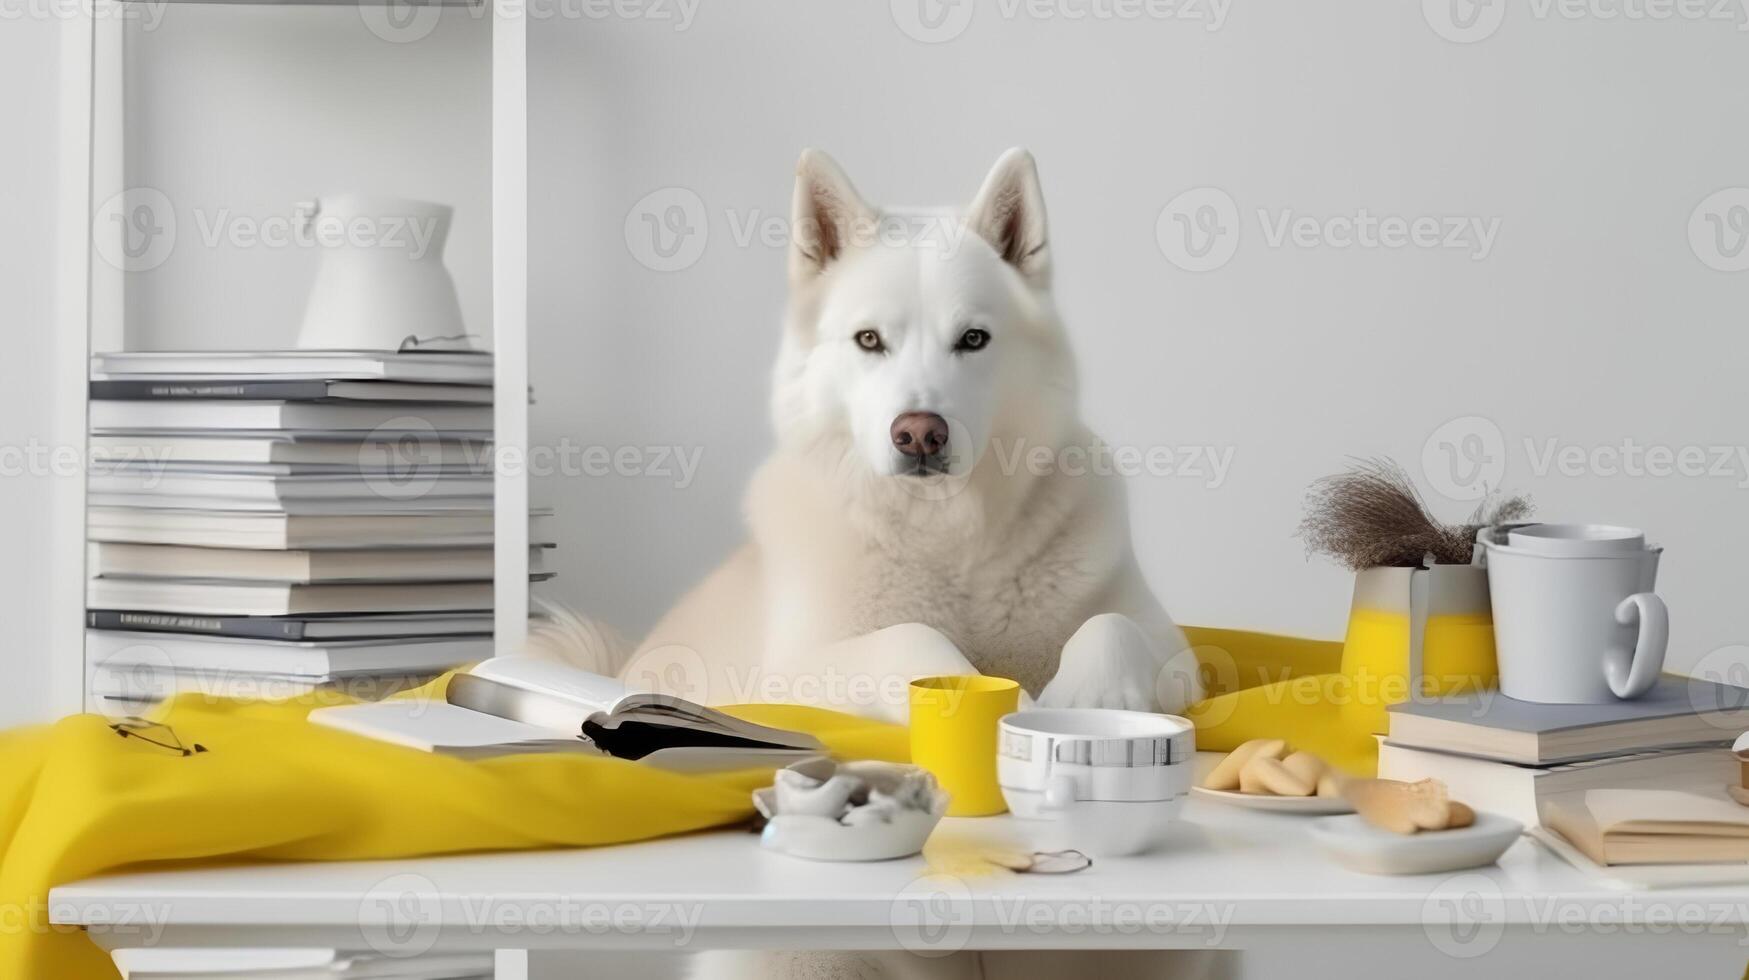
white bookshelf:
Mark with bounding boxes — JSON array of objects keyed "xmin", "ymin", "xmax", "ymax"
[{"xmin": 54, "ymin": 0, "xmax": 530, "ymax": 715}]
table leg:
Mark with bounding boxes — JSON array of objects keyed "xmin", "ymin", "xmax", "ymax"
[{"xmin": 494, "ymin": 948, "xmax": 530, "ymax": 980}]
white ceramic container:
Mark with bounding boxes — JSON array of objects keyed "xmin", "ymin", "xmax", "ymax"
[
  {"xmin": 1479, "ymin": 524, "xmax": 1667, "ymax": 704},
  {"xmin": 296, "ymin": 194, "xmax": 470, "ymax": 352},
  {"xmin": 997, "ymin": 709, "xmax": 1194, "ymax": 856}
]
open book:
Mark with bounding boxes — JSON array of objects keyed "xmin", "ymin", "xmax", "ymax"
[
  {"xmin": 310, "ymin": 657, "xmax": 822, "ymax": 771},
  {"xmin": 1542, "ymin": 786, "xmax": 1749, "ymax": 866}
]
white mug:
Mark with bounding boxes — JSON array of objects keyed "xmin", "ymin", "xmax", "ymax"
[{"xmin": 1479, "ymin": 524, "xmax": 1668, "ymax": 703}]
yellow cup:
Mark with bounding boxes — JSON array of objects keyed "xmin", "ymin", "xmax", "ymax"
[{"xmin": 908, "ymin": 675, "xmax": 1020, "ymax": 817}]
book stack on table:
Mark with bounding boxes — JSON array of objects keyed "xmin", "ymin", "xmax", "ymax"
[
  {"xmin": 1381, "ymin": 675, "xmax": 1749, "ymax": 876},
  {"xmin": 83, "ymin": 349, "xmax": 552, "ymax": 713}
]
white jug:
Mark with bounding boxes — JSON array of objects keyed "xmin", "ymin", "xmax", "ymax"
[
  {"xmin": 295, "ymin": 194, "xmax": 471, "ymax": 351},
  {"xmin": 1478, "ymin": 524, "xmax": 1668, "ymax": 704}
]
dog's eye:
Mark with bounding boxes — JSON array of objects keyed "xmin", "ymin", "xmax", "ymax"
[
  {"xmin": 854, "ymin": 329, "xmax": 886, "ymax": 353},
  {"xmin": 954, "ymin": 328, "xmax": 991, "ymax": 353}
]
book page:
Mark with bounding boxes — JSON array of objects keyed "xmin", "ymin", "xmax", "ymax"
[
  {"xmin": 1586, "ymin": 786, "xmax": 1749, "ymax": 836},
  {"xmin": 311, "ymin": 701, "xmax": 562, "ymax": 751},
  {"xmin": 469, "ymin": 656, "xmax": 633, "ymax": 714}
]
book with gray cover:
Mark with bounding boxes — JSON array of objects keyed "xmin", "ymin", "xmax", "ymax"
[{"xmin": 1386, "ymin": 674, "xmax": 1749, "ymax": 765}]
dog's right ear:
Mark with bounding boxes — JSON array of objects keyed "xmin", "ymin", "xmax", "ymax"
[{"xmin": 789, "ymin": 149, "xmax": 876, "ymax": 283}]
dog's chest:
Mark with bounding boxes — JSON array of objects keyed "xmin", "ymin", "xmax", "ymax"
[{"xmin": 842, "ymin": 537, "xmax": 1097, "ymax": 693}]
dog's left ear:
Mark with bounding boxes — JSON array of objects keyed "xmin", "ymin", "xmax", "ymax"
[{"xmin": 967, "ymin": 148, "xmax": 1050, "ymax": 286}]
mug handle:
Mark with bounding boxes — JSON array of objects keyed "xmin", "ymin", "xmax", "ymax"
[{"xmin": 1604, "ymin": 593, "xmax": 1668, "ymax": 700}]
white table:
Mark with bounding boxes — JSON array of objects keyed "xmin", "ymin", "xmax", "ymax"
[{"xmin": 50, "ymin": 797, "xmax": 1749, "ymax": 979}]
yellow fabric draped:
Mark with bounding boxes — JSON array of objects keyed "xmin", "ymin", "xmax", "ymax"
[
  {"xmin": 1181, "ymin": 625, "xmax": 1377, "ymax": 775},
  {"xmin": 0, "ymin": 681, "xmax": 907, "ymax": 980},
  {"xmin": 0, "ymin": 627, "xmax": 1338, "ymax": 978}
]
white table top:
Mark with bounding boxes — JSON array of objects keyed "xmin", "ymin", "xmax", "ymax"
[{"xmin": 51, "ymin": 796, "xmax": 1749, "ymax": 954}]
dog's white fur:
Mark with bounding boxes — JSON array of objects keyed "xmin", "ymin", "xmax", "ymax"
[
  {"xmin": 616, "ymin": 149, "xmax": 1203, "ymax": 728},
  {"xmin": 556, "ymin": 150, "xmax": 1210, "ymax": 980}
]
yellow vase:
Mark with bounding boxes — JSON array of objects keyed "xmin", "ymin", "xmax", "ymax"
[{"xmin": 1339, "ymin": 565, "xmax": 1499, "ymax": 736}]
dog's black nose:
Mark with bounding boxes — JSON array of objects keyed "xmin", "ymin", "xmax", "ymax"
[{"xmin": 890, "ymin": 412, "xmax": 949, "ymax": 458}]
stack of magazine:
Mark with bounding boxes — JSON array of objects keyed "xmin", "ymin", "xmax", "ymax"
[{"xmin": 84, "ymin": 349, "xmax": 551, "ymax": 713}]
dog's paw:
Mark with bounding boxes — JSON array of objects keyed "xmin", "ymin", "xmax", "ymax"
[{"xmin": 1038, "ymin": 613, "xmax": 1160, "ymax": 712}]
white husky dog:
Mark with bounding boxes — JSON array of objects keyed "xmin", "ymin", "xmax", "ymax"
[
  {"xmin": 548, "ymin": 150, "xmax": 1218, "ymax": 980},
  {"xmin": 614, "ymin": 148, "xmax": 1205, "ymax": 729}
]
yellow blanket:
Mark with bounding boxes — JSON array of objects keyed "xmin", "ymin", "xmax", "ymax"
[
  {"xmin": 0, "ymin": 685, "xmax": 907, "ymax": 979},
  {"xmin": 0, "ymin": 627, "xmax": 1348, "ymax": 979}
]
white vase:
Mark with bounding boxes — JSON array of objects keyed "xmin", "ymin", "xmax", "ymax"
[{"xmin": 295, "ymin": 193, "xmax": 471, "ymax": 351}]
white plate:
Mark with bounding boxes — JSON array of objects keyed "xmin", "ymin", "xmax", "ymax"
[
  {"xmin": 1190, "ymin": 785, "xmax": 1355, "ymax": 815},
  {"xmin": 1307, "ymin": 812, "xmax": 1524, "ymax": 875}
]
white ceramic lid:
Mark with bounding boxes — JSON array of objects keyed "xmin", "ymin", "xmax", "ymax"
[{"xmin": 1483, "ymin": 523, "xmax": 1651, "ymax": 558}]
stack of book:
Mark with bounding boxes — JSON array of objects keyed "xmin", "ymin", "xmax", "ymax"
[
  {"xmin": 84, "ymin": 349, "xmax": 551, "ymax": 713},
  {"xmin": 1381, "ymin": 674, "xmax": 1749, "ymax": 863}
]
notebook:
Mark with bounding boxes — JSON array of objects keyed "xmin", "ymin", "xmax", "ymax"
[
  {"xmin": 311, "ymin": 657, "xmax": 822, "ymax": 770},
  {"xmin": 1386, "ymin": 675, "xmax": 1748, "ymax": 765},
  {"xmin": 1542, "ymin": 786, "xmax": 1749, "ymax": 866}
]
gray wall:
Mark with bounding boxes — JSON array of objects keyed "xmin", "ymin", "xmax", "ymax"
[
  {"xmin": 6, "ymin": 0, "xmax": 1749, "ymax": 720},
  {"xmin": 527, "ymin": 0, "xmax": 1749, "ymax": 682}
]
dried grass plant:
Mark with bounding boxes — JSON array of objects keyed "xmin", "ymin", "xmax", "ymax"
[{"xmin": 1298, "ymin": 458, "xmax": 1531, "ymax": 570}]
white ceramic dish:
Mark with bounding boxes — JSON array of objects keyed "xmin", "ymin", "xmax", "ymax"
[
  {"xmin": 997, "ymin": 709, "xmax": 1195, "ymax": 857},
  {"xmin": 1306, "ymin": 811, "xmax": 1524, "ymax": 875},
  {"xmin": 757, "ymin": 806, "xmax": 946, "ymax": 862},
  {"xmin": 1190, "ymin": 785, "xmax": 1355, "ymax": 815},
  {"xmin": 752, "ymin": 761, "xmax": 949, "ymax": 862}
]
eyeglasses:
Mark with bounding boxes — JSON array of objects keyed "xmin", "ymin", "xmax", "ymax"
[{"xmin": 109, "ymin": 718, "xmax": 208, "ymax": 757}]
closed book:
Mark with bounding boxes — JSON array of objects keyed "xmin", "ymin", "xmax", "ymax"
[
  {"xmin": 88, "ymin": 542, "xmax": 545, "ymax": 584},
  {"xmin": 89, "ymin": 400, "xmax": 491, "ymax": 433},
  {"xmin": 88, "ymin": 507, "xmax": 553, "ymax": 549},
  {"xmin": 91, "ymin": 349, "xmax": 493, "ymax": 384},
  {"xmin": 87, "ymin": 578, "xmax": 497, "ymax": 616},
  {"xmin": 89, "ymin": 471, "xmax": 493, "ymax": 504},
  {"xmin": 89, "ymin": 495, "xmax": 496, "ymax": 515},
  {"xmin": 1385, "ymin": 675, "xmax": 1749, "ymax": 765},
  {"xmin": 89, "ymin": 378, "xmax": 492, "ymax": 404},
  {"xmin": 85, "ymin": 629, "xmax": 491, "ymax": 677},
  {"xmin": 90, "ymin": 434, "xmax": 490, "ymax": 468},
  {"xmin": 86, "ymin": 610, "xmax": 496, "ymax": 641},
  {"xmin": 90, "ymin": 664, "xmax": 440, "ymax": 707},
  {"xmin": 1542, "ymin": 787, "xmax": 1749, "ymax": 866},
  {"xmin": 1377, "ymin": 742, "xmax": 1734, "ymax": 826}
]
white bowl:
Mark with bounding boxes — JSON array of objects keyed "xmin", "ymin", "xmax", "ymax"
[
  {"xmin": 1306, "ymin": 812, "xmax": 1524, "ymax": 875},
  {"xmin": 1003, "ymin": 792, "xmax": 1184, "ymax": 857},
  {"xmin": 997, "ymin": 709, "xmax": 1195, "ymax": 857}
]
